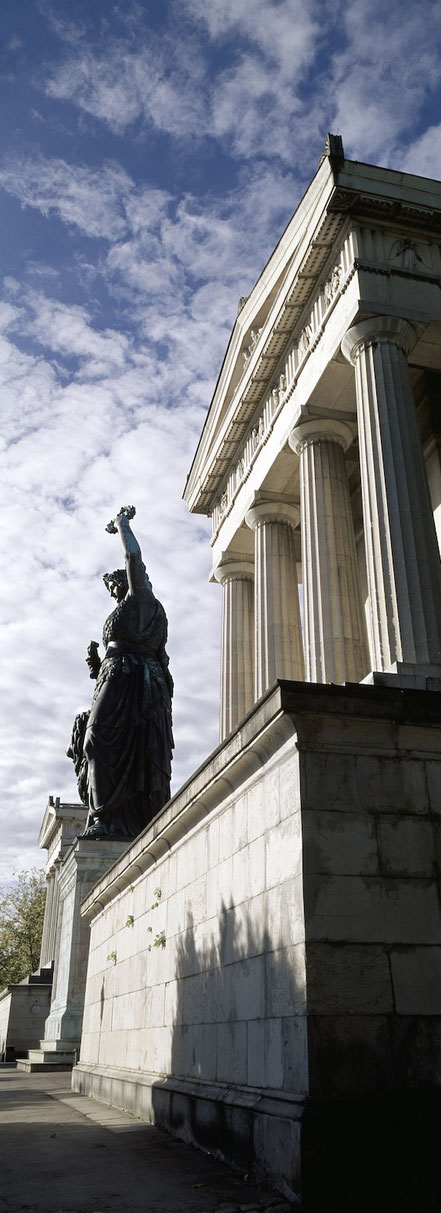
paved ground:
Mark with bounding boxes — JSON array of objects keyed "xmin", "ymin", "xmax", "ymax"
[{"xmin": 0, "ymin": 1069, "xmax": 294, "ymax": 1213}]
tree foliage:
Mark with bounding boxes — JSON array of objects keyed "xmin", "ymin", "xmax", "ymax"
[{"xmin": 0, "ymin": 868, "xmax": 46, "ymax": 988}]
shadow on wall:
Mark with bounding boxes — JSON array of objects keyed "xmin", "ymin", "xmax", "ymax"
[
  {"xmin": 150, "ymin": 904, "xmax": 441, "ymax": 1211},
  {"xmin": 152, "ymin": 900, "xmax": 307, "ymax": 1195}
]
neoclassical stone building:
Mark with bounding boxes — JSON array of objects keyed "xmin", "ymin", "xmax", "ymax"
[
  {"xmin": 71, "ymin": 142, "xmax": 441, "ymax": 1207},
  {"xmin": 185, "ymin": 134, "xmax": 441, "ymax": 735}
]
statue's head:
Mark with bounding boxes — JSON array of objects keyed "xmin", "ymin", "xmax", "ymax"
[{"xmin": 103, "ymin": 568, "xmax": 128, "ymax": 602}]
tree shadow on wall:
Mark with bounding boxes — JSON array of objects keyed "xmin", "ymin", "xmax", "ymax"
[
  {"xmin": 151, "ymin": 900, "xmax": 307, "ymax": 1200},
  {"xmin": 150, "ymin": 903, "xmax": 441, "ymax": 1212}
]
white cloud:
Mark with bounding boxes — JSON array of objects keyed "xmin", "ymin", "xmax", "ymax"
[
  {"xmin": 45, "ymin": 37, "xmax": 207, "ymax": 138},
  {"xmin": 329, "ymin": 0, "xmax": 441, "ymax": 162},
  {"xmin": 0, "ymin": 303, "xmax": 221, "ymax": 883},
  {"xmin": 396, "ymin": 123, "xmax": 441, "ymax": 178},
  {"xmin": 0, "ymin": 156, "xmax": 131, "ymax": 239}
]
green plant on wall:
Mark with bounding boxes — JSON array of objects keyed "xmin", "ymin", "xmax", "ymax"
[
  {"xmin": 106, "ymin": 950, "xmax": 117, "ymax": 965},
  {"xmin": 146, "ymin": 887, "xmax": 166, "ymax": 950}
]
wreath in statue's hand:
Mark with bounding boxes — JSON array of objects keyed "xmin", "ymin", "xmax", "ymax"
[{"xmin": 105, "ymin": 505, "xmax": 136, "ymax": 533}]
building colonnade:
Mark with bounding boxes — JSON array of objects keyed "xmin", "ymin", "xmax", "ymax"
[{"xmin": 215, "ymin": 315, "xmax": 441, "ymax": 740}]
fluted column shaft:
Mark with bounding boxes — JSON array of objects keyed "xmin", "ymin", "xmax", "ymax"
[
  {"xmin": 342, "ymin": 316, "xmax": 441, "ymax": 670},
  {"xmin": 289, "ymin": 419, "xmax": 368, "ymax": 683},
  {"xmin": 214, "ymin": 560, "xmax": 254, "ymax": 741},
  {"xmin": 39, "ymin": 872, "xmax": 55, "ymax": 969},
  {"xmin": 245, "ymin": 502, "xmax": 304, "ymax": 699}
]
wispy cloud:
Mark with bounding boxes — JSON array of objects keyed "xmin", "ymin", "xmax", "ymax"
[{"xmin": 0, "ymin": 156, "xmax": 131, "ymax": 238}]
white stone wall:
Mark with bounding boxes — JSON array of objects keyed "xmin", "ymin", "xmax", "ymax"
[
  {"xmin": 79, "ymin": 734, "xmax": 307, "ymax": 1098},
  {"xmin": 74, "ymin": 682, "xmax": 441, "ymax": 1198}
]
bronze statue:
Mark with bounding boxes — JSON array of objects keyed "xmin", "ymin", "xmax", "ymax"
[{"xmin": 68, "ymin": 506, "xmax": 173, "ymax": 840}]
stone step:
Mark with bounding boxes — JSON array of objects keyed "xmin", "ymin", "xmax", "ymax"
[
  {"xmin": 26, "ymin": 1048, "xmax": 76, "ymax": 1065},
  {"xmin": 16, "ymin": 1059, "xmax": 73, "ymax": 1073}
]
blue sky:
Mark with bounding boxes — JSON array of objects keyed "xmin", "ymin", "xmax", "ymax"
[{"xmin": 1, "ymin": 0, "xmax": 441, "ymax": 882}]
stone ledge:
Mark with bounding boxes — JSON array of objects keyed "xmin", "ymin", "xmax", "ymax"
[
  {"xmin": 80, "ymin": 678, "xmax": 441, "ymax": 923},
  {"xmin": 73, "ymin": 1062, "xmax": 305, "ymax": 1119}
]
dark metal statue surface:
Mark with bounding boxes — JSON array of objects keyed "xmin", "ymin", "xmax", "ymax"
[{"xmin": 67, "ymin": 506, "xmax": 174, "ymax": 840}]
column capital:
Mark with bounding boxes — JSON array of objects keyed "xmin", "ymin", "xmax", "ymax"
[
  {"xmin": 341, "ymin": 315, "xmax": 417, "ymax": 365},
  {"xmin": 288, "ymin": 417, "xmax": 354, "ymax": 456},
  {"xmin": 214, "ymin": 557, "xmax": 254, "ymax": 584},
  {"xmin": 245, "ymin": 499, "xmax": 300, "ymax": 531}
]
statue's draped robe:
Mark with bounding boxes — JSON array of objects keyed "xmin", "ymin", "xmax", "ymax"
[{"xmin": 84, "ymin": 593, "xmax": 173, "ymax": 838}]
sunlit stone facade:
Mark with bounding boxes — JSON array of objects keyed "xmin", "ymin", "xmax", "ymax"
[{"xmin": 184, "ymin": 136, "xmax": 441, "ymax": 737}]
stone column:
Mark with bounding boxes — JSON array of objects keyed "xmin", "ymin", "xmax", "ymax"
[
  {"xmin": 39, "ymin": 871, "xmax": 56, "ymax": 970},
  {"xmin": 342, "ymin": 316, "xmax": 441, "ymax": 671},
  {"xmin": 214, "ymin": 558, "xmax": 254, "ymax": 741},
  {"xmin": 245, "ymin": 501, "xmax": 304, "ymax": 698},
  {"xmin": 289, "ymin": 418, "xmax": 368, "ymax": 684}
]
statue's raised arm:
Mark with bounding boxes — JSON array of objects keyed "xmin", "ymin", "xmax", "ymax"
[
  {"xmin": 67, "ymin": 506, "xmax": 174, "ymax": 842},
  {"xmin": 105, "ymin": 505, "xmax": 153, "ymax": 600}
]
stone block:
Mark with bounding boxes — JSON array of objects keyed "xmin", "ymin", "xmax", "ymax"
[
  {"xmin": 377, "ymin": 816, "xmax": 435, "ymax": 877},
  {"xmin": 112, "ymin": 990, "xmax": 143, "ymax": 1033},
  {"xmin": 247, "ymin": 1018, "xmax": 283, "ymax": 1088},
  {"xmin": 125, "ymin": 1027, "xmax": 144, "ymax": 1070},
  {"xmin": 282, "ymin": 1015, "xmax": 309, "ymax": 1093},
  {"xmin": 389, "ymin": 1014, "xmax": 441, "ymax": 1086},
  {"xmin": 247, "ymin": 835, "xmax": 266, "ymax": 899},
  {"xmin": 303, "ymin": 751, "xmax": 358, "ymax": 813},
  {"xmin": 425, "ymin": 760, "xmax": 441, "ymax": 814},
  {"xmin": 176, "ymin": 839, "xmax": 198, "ymax": 890},
  {"xmin": 165, "ymin": 890, "xmax": 185, "ymax": 939},
  {"xmin": 164, "ymin": 978, "xmax": 181, "ymax": 1026},
  {"xmin": 261, "ymin": 767, "xmax": 281, "ymax": 832},
  {"xmin": 220, "ymin": 895, "xmax": 265, "ymax": 966},
  {"xmin": 306, "ymin": 943, "xmax": 394, "ymax": 1013},
  {"xmin": 266, "ymin": 813, "xmax": 302, "ymax": 889},
  {"xmin": 219, "ymin": 955, "xmax": 265, "ymax": 1022},
  {"xmin": 207, "ymin": 816, "xmax": 220, "ymax": 869},
  {"xmin": 265, "ymin": 876, "xmax": 304, "ymax": 951},
  {"xmin": 279, "ymin": 761, "xmax": 301, "ymax": 824},
  {"xmin": 266, "ymin": 945, "xmax": 306, "ymax": 1017},
  {"xmin": 218, "ymin": 805, "xmax": 235, "ymax": 861},
  {"xmin": 356, "ymin": 756, "xmax": 429, "ymax": 814},
  {"xmin": 184, "ymin": 873, "xmax": 207, "ymax": 928},
  {"xmin": 391, "ymin": 946, "xmax": 441, "ymax": 1013},
  {"xmin": 253, "ymin": 1109, "xmax": 302, "ymax": 1196},
  {"xmin": 304, "ymin": 874, "xmax": 441, "ymax": 944},
  {"xmin": 232, "ymin": 793, "xmax": 248, "ymax": 852},
  {"xmin": 303, "ymin": 808, "xmax": 378, "ymax": 875},
  {"xmin": 182, "ymin": 971, "xmax": 214, "ymax": 1025},
  {"xmin": 206, "ymin": 855, "xmax": 234, "ymax": 919},
  {"xmin": 308, "ymin": 1014, "xmax": 393, "ymax": 1095},
  {"xmin": 216, "ymin": 1020, "xmax": 247, "ymax": 1084},
  {"xmin": 145, "ymin": 983, "xmax": 166, "ymax": 1028},
  {"xmin": 246, "ymin": 777, "xmax": 267, "ymax": 842}
]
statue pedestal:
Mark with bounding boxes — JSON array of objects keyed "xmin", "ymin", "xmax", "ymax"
[{"xmin": 17, "ymin": 838, "xmax": 127, "ymax": 1072}]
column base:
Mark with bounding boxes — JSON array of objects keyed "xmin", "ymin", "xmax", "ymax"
[{"xmin": 360, "ymin": 662, "xmax": 441, "ymax": 691}]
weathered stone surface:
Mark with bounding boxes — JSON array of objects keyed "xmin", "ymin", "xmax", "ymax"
[
  {"xmin": 377, "ymin": 815, "xmax": 435, "ymax": 877},
  {"xmin": 73, "ymin": 680, "xmax": 441, "ymax": 1199},
  {"xmin": 304, "ymin": 874, "xmax": 441, "ymax": 944},
  {"xmin": 302, "ymin": 808, "xmax": 378, "ymax": 875},
  {"xmin": 306, "ymin": 943, "xmax": 393, "ymax": 1014},
  {"xmin": 391, "ymin": 946, "xmax": 441, "ymax": 1013}
]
